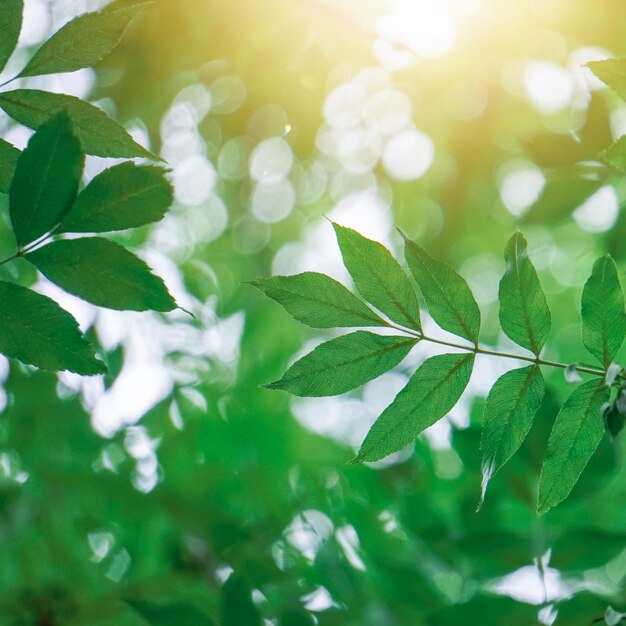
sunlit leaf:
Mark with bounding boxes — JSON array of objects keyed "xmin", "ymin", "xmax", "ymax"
[
  {"xmin": 0, "ymin": 0, "xmax": 22, "ymax": 74},
  {"xmin": 333, "ymin": 223, "xmax": 421, "ymax": 330},
  {"xmin": 9, "ymin": 113, "xmax": 83, "ymax": 246},
  {"xmin": 27, "ymin": 237, "xmax": 176, "ymax": 312},
  {"xmin": 0, "ymin": 281, "xmax": 104, "ymax": 374},
  {"xmin": 480, "ymin": 365, "xmax": 545, "ymax": 504},
  {"xmin": 601, "ymin": 135, "xmax": 626, "ymax": 172},
  {"xmin": 355, "ymin": 352, "xmax": 474, "ymax": 463},
  {"xmin": 267, "ymin": 331, "xmax": 417, "ymax": 396},
  {"xmin": 0, "ymin": 89, "xmax": 155, "ymax": 158},
  {"xmin": 129, "ymin": 600, "xmax": 215, "ymax": 626},
  {"xmin": 588, "ymin": 58, "xmax": 626, "ymax": 102},
  {"xmin": 538, "ymin": 379, "xmax": 610, "ymax": 514},
  {"xmin": 221, "ymin": 575, "xmax": 261, "ymax": 626},
  {"xmin": 498, "ymin": 232, "xmax": 551, "ymax": 355},
  {"xmin": 403, "ymin": 237, "xmax": 480, "ymax": 343},
  {"xmin": 251, "ymin": 272, "xmax": 385, "ymax": 328},
  {"xmin": 0, "ymin": 137, "xmax": 20, "ymax": 194},
  {"xmin": 60, "ymin": 162, "xmax": 173, "ymax": 233},
  {"xmin": 581, "ymin": 255, "xmax": 626, "ymax": 367},
  {"xmin": 18, "ymin": 4, "xmax": 150, "ymax": 78}
]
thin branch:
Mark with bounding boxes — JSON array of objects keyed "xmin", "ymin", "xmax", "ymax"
[{"xmin": 382, "ymin": 321, "xmax": 611, "ymax": 380}]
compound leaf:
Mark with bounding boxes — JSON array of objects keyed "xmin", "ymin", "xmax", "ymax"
[
  {"xmin": 267, "ymin": 331, "xmax": 417, "ymax": 396},
  {"xmin": 581, "ymin": 255, "xmax": 626, "ymax": 367},
  {"xmin": 404, "ymin": 237, "xmax": 480, "ymax": 344},
  {"xmin": 0, "ymin": 138, "xmax": 20, "ymax": 194},
  {"xmin": 0, "ymin": 89, "xmax": 155, "ymax": 158},
  {"xmin": 333, "ymin": 223, "xmax": 421, "ymax": 330},
  {"xmin": 18, "ymin": 4, "xmax": 150, "ymax": 78},
  {"xmin": 538, "ymin": 379, "xmax": 610, "ymax": 514},
  {"xmin": 251, "ymin": 272, "xmax": 385, "ymax": 328},
  {"xmin": 60, "ymin": 162, "xmax": 173, "ymax": 233},
  {"xmin": 355, "ymin": 352, "xmax": 474, "ymax": 463},
  {"xmin": 0, "ymin": 281, "xmax": 104, "ymax": 374},
  {"xmin": 499, "ymin": 232, "xmax": 551, "ymax": 355},
  {"xmin": 129, "ymin": 601, "xmax": 215, "ymax": 626},
  {"xmin": 0, "ymin": 0, "xmax": 22, "ymax": 74},
  {"xmin": 10, "ymin": 113, "xmax": 83, "ymax": 246},
  {"xmin": 26, "ymin": 238, "xmax": 176, "ymax": 312},
  {"xmin": 480, "ymin": 365, "xmax": 545, "ymax": 504}
]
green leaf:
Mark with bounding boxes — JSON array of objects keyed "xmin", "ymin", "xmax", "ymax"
[
  {"xmin": 355, "ymin": 352, "xmax": 474, "ymax": 463},
  {"xmin": 18, "ymin": 4, "xmax": 150, "ymax": 78},
  {"xmin": 581, "ymin": 255, "xmax": 626, "ymax": 367},
  {"xmin": 403, "ymin": 237, "xmax": 480, "ymax": 343},
  {"xmin": 129, "ymin": 601, "xmax": 215, "ymax": 626},
  {"xmin": 588, "ymin": 58, "xmax": 626, "ymax": 102},
  {"xmin": 251, "ymin": 272, "xmax": 386, "ymax": 328},
  {"xmin": 0, "ymin": 89, "xmax": 155, "ymax": 159},
  {"xmin": 0, "ymin": 138, "xmax": 20, "ymax": 194},
  {"xmin": 10, "ymin": 113, "xmax": 83, "ymax": 246},
  {"xmin": 538, "ymin": 379, "xmax": 610, "ymax": 514},
  {"xmin": 602, "ymin": 135, "xmax": 626, "ymax": 172},
  {"xmin": 267, "ymin": 331, "xmax": 417, "ymax": 396},
  {"xmin": 333, "ymin": 223, "xmax": 421, "ymax": 330},
  {"xmin": 498, "ymin": 232, "xmax": 551, "ymax": 355},
  {"xmin": 59, "ymin": 162, "xmax": 173, "ymax": 233},
  {"xmin": 221, "ymin": 575, "xmax": 262, "ymax": 626},
  {"xmin": 0, "ymin": 0, "xmax": 22, "ymax": 74},
  {"xmin": 480, "ymin": 365, "xmax": 545, "ymax": 503},
  {"xmin": 279, "ymin": 612, "xmax": 315, "ymax": 626},
  {"xmin": 26, "ymin": 238, "xmax": 176, "ymax": 312},
  {"xmin": 0, "ymin": 281, "xmax": 104, "ymax": 374}
]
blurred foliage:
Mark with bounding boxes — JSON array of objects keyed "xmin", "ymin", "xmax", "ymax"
[{"xmin": 2, "ymin": 0, "xmax": 626, "ymax": 624}]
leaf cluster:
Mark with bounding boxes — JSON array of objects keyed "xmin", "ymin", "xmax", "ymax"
[
  {"xmin": 0, "ymin": 1, "xmax": 175, "ymax": 374},
  {"xmin": 255, "ymin": 224, "xmax": 626, "ymax": 513}
]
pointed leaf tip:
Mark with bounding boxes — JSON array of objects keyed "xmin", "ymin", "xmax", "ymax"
[
  {"xmin": 404, "ymin": 238, "xmax": 480, "ymax": 343},
  {"xmin": 499, "ymin": 232, "xmax": 551, "ymax": 355}
]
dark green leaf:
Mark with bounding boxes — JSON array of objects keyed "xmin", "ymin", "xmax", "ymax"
[
  {"xmin": 333, "ymin": 223, "xmax": 421, "ymax": 330},
  {"xmin": 0, "ymin": 0, "xmax": 22, "ymax": 73},
  {"xmin": 251, "ymin": 272, "xmax": 385, "ymax": 328},
  {"xmin": 221, "ymin": 575, "xmax": 261, "ymax": 626},
  {"xmin": 59, "ymin": 162, "xmax": 173, "ymax": 233},
  {"xmin": 18, "ymin": 4, "xmax": 150, "ymax": 78},
  {"xmin": 603, "ymin": 401, "xmax": 626, "ymax": 439},
  {"xmin": 0, "ymin": 281, "xmax": 104, "ymax": 374},
  {"xmin": 10, "ymin": 113, "xmax": 83, "ymax": 246},
  {"xmin": 355, "ymin": 352, "xmax": 474, "ymax": 462},
  {"xmin": 0, "ymin": 89, "xmax": 155, "ymax": 159},
  {"xmin": 129, "ymin": 600, "xmax": 215, "ymax": 626},
  {"xmin": 26, "ymin": 238, "xmax": 176, "ymax": 312},
  {"xmin": 498, "ymin": 232, "xmax": 551, "ymax": 355},
  {"xmin": 404, "ymin": 236, "xmax": 480, "ymax": 343},
  {"xmin": 267, "ymin": 331, "xmax": 417, "ymax": 396},
  {"xmin": 581, "ymin": 255, "xmax": 626, "ymax": 367},
  {"xmin": 480, "ymin": 365, "xmax": 545, "ymax": 503},
  {"xmin": 0, "ymin": 137, "xmax": 20, "ymax": 194},
  {"xmin": 588, "ymin": 58, "xmax": 626, "ymax": 102},
  {"xmin": 279, "ymin": 611, "xmax": 315, "ymax": 626},
  {"xmin": 538, "ymin": 379, "xmax": 610, "ymax": 514}
]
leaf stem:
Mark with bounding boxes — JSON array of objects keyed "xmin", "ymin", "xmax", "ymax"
[{"xmin": 382, "ymin": 321, "xmax": 609, "ymax": 379}]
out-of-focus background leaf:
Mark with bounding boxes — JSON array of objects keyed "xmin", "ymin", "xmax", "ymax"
[{"xmin": 2, "ymin": 0, "xmax": 626, "ymax": 623}]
